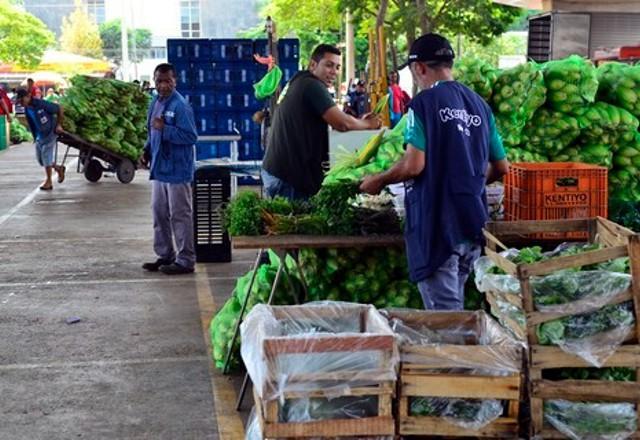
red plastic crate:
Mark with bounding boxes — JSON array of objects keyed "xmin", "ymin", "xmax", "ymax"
[{"xmin": 504, "ymin": 162, "xmax": 608, "ymax": 239}]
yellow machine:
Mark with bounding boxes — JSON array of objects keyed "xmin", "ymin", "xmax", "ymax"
[{"xmin": 368, "ymin": 26, "xmax": 391, "ymax": 127}]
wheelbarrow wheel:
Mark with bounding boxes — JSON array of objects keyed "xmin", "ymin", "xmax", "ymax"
[
  {"xmin": 84, "ymin": 159, "xmax": 103, "ymax": 182},
  {"xmin": 116, "ymin": 159, "xmax": 135, "ymax": 184}
]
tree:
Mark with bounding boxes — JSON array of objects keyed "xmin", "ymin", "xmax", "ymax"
[
  {"xmin": 99, "ymin": 19, "xmax": 152, "ymax": 63},
  {"xmin": 339, "ymin": 0, "xmax": 521, "ymax": 58},
  {"xmin": 0, "ymin": 0, "xmax": 54, "ymax": 68},
  {"xmin": 60, "ymin": 0, "xmax": 103, "ymax": 58}
]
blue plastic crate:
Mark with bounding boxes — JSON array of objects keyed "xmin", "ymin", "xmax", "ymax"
[
  {"xmin": 238, "ymin": 175, "xmax": 261, "ymax": 186},
  {"xmin": 238, "ymin": 138, "xmax": 263, "ymax": 161},
  {"xmin": 187, "ymin": 39, "xmax": 212, "ymax": 61},
  {"xmin": 211, "ymin": 39, "xmax": 254, "ymax": 61},
  {"xmin": 192, "ymin": 63, "xmax": 215, "ymax": 88},
  {"xmin": 190, "ymin": 91, "xmax": 216, "ymax": 110},
  {"xmin": 278, "ymin": 39, "xmax": 300, "ymax": 62},
  {"xmin": 174, "ymin": 63, "xmax": 193, "ymax": 89},
  {"xmin": 167, "ymin": 39, "xmax": 190, "ymax": 63},
  {"xmin": 196, "ymin": 141, "xmax": 231, "ymax": 160},
  {"xmin": 216, "ymin": 112, "xmax": 259, "ymax": 137},
  {"xmin": 212, "ymin": 63, "xmax": 258, "ymax": 88},
  {"xmin": 253, "ymin": 39, "xmax": 269, "ymax": 57},
  {"xmin": 193, "ymin": 110, "xmax": 216, "ymax": 135},
  {"xmin": 214, "ymin": 91, "xmax": 260, "ymax": 111},
  {"xmin": 280, "ymin": 62, "xmax": 300, "ymax": 83}
]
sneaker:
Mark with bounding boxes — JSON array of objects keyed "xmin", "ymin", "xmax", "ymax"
[
  {"xmin": 159, "ymin": 262, "xmax": 195, "ymax": 275},
  {"xmin": 142, "ymin": 258, "xmax": 174, "ymax": 272}
]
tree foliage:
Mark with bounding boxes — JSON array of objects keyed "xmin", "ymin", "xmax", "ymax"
[
  {"xmin": 60, "ymin": 0, "xmax": 103, "ymax": 58},
  {"xmin": 339, "ymin": 0, "xmax": 521, "ymax": 50},
  {"xmin": 99, "ymin": 19, "xmax": 152, "ymax": 63},
  {"xmin": 0, "ymin": 0, "xmax": 54, "ymax": 68}
]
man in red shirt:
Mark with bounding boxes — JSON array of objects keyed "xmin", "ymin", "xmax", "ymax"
[
  {"xmin": 26, "ymin": 78, "xmax": 42, "ymax": 99},
  {"xmin": 0, "ymin": 84, "xmax": 12, "ymax": 122}
]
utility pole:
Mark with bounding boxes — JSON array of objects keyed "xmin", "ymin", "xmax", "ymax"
[{"xmin": 120, "ymin": 0, "xmax": 130, "ymax": 81}]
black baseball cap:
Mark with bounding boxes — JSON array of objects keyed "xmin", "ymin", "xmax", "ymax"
[
  {"xmin": 408, "ymin": 33, "xmax": 455, "ymax": 65},
  {"xmin": 16, "ymin": 88, "xmax": 30, "ymax": 99}
]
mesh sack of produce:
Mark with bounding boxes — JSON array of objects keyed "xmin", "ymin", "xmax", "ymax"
[
  {"xmin": 240, "ymin": 301, "xmax": 399, "ymax": 402},
  {"xmin": 551, "ymin": 143, "xmax": 613, "ymax": 168},
  {"xmin": 453, "ymin": 57, "xmax": 499, "ymax": 101},
  {"xmin": 474, "ymin": 243, "xmax": 634, "ymax": 367},
  {"xmin": 542, "ymin": 55, "xmax": 599, "ymax": 114},
  {"xmin": 597, "ymin": 61, "xmax": 640, "ymax": 120},
  {"xmin": 491, "ymin": 62, "xmax": 546, "ymax": 147},
  {"xmin": 576, "ymin": 102, "xmax": 639, "ymax": 146},
  {"xmin": 9, "ymin": 117, "xmax": 33, "ymax": 143},
  {"xmin": 609, "ymin": 131, "xmax": 640, "ymax": 202},
  {"xmin": 520, "ymin": 107, "xmax": 580, "ymax": 156},
  {"xmin": 60, "ymin": 75, "xmax": 150, "ymax": 160},
  {"xmin": 299, "ymin": 247, "xmax": 422, "ymax": 309},
  {"xmin": 386, "ymin": 310, "xmax": 522, "ymax": 430},
  {"xmin": 544, "ymin": 400, "xmax": 637, "ymax": 440},
  {"xmin": 505, "ymin": 146, "xmax": 548, "ymax": 163},
  {"xmin": 209, "ymin": 252, "xmax": 301, "ymax": 370}
]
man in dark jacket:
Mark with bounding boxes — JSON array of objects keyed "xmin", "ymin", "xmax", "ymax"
[
  {"xmin": 141, "ymin": 63, "xmax": 198, "ymax": 275},
  {"xmin": 360, "ymin": 34, "xmax": 509, "ymax": 310},
  {"xmin": 16, "ymin": 88, "xmax": 65, "ymax": 190}
]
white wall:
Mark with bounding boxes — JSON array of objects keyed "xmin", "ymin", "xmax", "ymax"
[{"xmin": 105, "ymin": 0, "xmax": 182, "ymax": 41}]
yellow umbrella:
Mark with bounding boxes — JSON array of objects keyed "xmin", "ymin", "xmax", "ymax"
[{"xmin": 36, "ymin": 50, "xmax": 113, "ymax": 74}]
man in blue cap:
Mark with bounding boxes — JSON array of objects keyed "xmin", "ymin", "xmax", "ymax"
[{"xmin": 360, "ymin": 33, "xmax": 509, "ymax": 310}]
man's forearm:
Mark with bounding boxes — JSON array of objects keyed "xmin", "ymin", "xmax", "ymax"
[
  {"xmin": 486, "ymin": 162, "xmax": 504, "ymax": 184},
  {"xmin": 377, "ymin": 155, "xmax": 419, "ymax": 187}
]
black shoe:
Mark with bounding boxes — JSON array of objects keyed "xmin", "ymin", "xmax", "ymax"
[
  {"xmin": 142, "ymin": 258, "xmax": 174, "ymax": 272},
  {"xmin": 159, "ymin": 262, "xmax": 195, "ymax": 275}
]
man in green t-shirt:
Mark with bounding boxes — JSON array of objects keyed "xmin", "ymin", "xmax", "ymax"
[{"xmin": 262, "ymin": 44, "xmax": 382, "ymax": 199}]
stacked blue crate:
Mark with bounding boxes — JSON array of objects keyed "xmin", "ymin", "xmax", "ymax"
[{"xmin": 168, "ymin": 38, "xmax": 299, "ymax": 165}]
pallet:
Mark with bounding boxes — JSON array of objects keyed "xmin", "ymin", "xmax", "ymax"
[
  {"xmin": 387, "ymin": 310, "xmax": 524, "ymax": 438},
  {"xmin": 250, "ymin": 303, "xmax": 397, "ymax": 439},
  {"xmin": 484, "ymin": 218, "xmax": 640, "ymax": 439}
]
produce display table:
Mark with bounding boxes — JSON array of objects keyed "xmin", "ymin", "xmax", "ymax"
[{"xmin": 225, "ymin": 234, "xmax": 405, "ymax": 408}]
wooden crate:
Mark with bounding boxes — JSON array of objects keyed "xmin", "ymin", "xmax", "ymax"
[
  {"xmin": 251, "ymin": 303, "xmax": 397, "ymax": 439},
  {"xmin": 484, "ymin": 218, "xmax": 640, "ymax": 439},
  {"xmin": 388, "ymin": 310, "xmax": 524, "ymax": 438}
]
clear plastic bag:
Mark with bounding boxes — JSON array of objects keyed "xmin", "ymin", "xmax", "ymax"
[
  {"xmin": 240, "ymin": 301, "xmax": 399, "ymax": 402},
  {"xmin": 544, "ymin": 400, "xmax": 637, "ymax": 440},
  {"xmin": 474, "ymin": 246, "xmax": 635, "ymax": 367},
  {"xmin": 386, "ymin": 310, "xmax": 522, "ymax": 430},
  {"xmin": 410, "ymin": 397, "xmax": 505, "ymax": 430}
]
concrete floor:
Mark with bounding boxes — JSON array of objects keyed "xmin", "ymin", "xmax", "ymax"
[{"xmin": 0, "ymin": 143, "xmax": 251, "ymax": 439}]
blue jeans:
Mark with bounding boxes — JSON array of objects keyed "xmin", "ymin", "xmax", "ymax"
[
  {"xmin": 417, "ymin": 242, "xmax": 482, "ymax": 310},
  {"xmin": 261, "ymin": 169, "xmax": 310, "ymax": 201}
]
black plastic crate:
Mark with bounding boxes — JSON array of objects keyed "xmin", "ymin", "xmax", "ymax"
[{"xmin": 192, "ymin": 165, "xmax": 231, "ymax": 263}]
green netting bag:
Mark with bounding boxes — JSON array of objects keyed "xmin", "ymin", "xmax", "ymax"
[
  {"xmin": 253, "ymin": 66, "xmax": 283, "ymax": 100},
  {"xmin": 454, "ymin": 57, "xmax": 499, "ymax": 101},
  {"xmin": 491, "ymin": 62, "xmax": 547, "ymax": 147},
  {"xmin": 597, "ymin": 62, "xmax": 640, "ymax": 120},
  {"xmin": 520, "ymin": 108, "xmax": 580, "ymax": 156},
  {"xmin": 542, "ymin": 55, "xmax": 599, "ymax": 114}
]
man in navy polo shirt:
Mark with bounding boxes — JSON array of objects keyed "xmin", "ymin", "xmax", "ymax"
[{"xmin": 360, "ymin": 34, "xmax": 509, "ymax": 310}]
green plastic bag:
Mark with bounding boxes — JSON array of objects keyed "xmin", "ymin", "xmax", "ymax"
[{"xmin": 254, "ymin": 66, "xmax": 283, "ymax": 100}]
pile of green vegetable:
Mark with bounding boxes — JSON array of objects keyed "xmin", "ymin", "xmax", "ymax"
[
  {"xmin": 597, "ymin": 62, "xmax": 640, "ymax": 119},
  {"xmin": 544, "ymin": 400, "xmax": 637, "ymax": 439},
  {"xmin": 453, "ymin": 57, "xmax": 498, "ymax": 101},
  {"xmin": 9, "ymin": 117, "xmax": 33, "ymax": 144},
  {"xmin": 60, "ymin": 75, "xmax": 149, "ymax": 161},
  {"xmin": 300, "ymin": 247, "xmax": 422, "ymax": 309},
  {"xmin": 222, "ymin": 182, "xmax": 401, "ymax": 237},
  {"xmin": 209, "ymin": 252, "xmax": 301, "ymax": 370},
  {"xmin": 542, "ymin": 55, "xmax": 599, "ymax": 114},
  {"xmin": 410, "ymin": 397, "xmax": 503, "ymax": 429},
  {"xmin": 491, "ymin": 62, "xmax": 547, "ymax": 147}
]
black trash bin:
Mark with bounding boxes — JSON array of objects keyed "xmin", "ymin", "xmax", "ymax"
[{"xmin": 192, "ymin": 164, "xmax": 231, "ymax": 262}]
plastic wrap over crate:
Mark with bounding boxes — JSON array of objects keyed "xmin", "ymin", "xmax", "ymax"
[
  {"xmin": 387, "ymin": 309, "xmax": 523, "ymax": 430},
  {"xmin": 474, "ymin": 243, "xmax": 634, "ymax": 367},
  {"xmin": 240, "ymin": 301, "xmax": 399, "ymax": 402}
]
